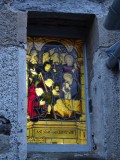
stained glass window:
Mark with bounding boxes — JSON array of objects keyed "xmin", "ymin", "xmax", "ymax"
[{"xmin": 27, "ymin": 37, "xmax": 87, "ymax": 144}]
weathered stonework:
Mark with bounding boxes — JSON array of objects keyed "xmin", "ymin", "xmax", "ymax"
[
  {"xmin": 97, "ymin": 16, "xmax": 120, "ymax": 47},
  {"xmin": 0, "ymin": 46, "xmax": 27, "ymax": 160},
  {"xmin": 0, "ymin": 10, "xmax": 27, "ymax": 46},
  {"xmin": 0, "ymin": 47, "xmax": 18, "ymax": 159},
  {"xmin": 0, "ymin": 11, "xmax": 17, "ymax": 46},
  {"xmin": 0, "ymin": 0, "xmax": 120, "ymax": 159},
  {"xmin": 11, "ymin": 0, "xmax": 104, "ymax": 15},
  {"xmin": 91, "ymin": 48, "xmax": 120, "ymax": 160}
]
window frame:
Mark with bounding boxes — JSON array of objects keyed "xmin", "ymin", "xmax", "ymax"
[{"xmin": 27, "ymin": 44, "xmax": 91, "ymax": 152}]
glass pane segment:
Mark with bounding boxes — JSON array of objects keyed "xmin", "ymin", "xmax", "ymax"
[{"xmin": 27, "ymin": 37, "xmax": 87, "ymax": 144}]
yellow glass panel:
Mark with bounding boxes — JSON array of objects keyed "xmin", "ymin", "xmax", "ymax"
[
  {"xmin": 81, "ymin": 85, "xmax": 85, "ymax": 99},
  {"xmin": 78, "ymin": 58, "xmax": 84, "ymax": 65},
  {"xmin": 82, "ymin": 101, "xmax": 86, "ymax": 113},
  {"xmin": 81, "ymin": 66, "xmax": 84, "ymax": 73},
  {"xmin": 80, "ymin": 114, "xmax": 86, "ymax": 122},
  {"xmin": 81, "ymin": 75, "xmax": 85, "ymax": 85},
  {"xmin": 27, "ymin": 37, "xmax": 87, "ymax": 145}
]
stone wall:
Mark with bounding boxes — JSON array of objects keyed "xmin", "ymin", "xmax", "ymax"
[
  {"xmin": 0, "ymin": 7, "xmax": 27, "ymax": 160},
  {"xmin": 86, "ymin": 15, "xmax": 120, "ymax": 160},
  {"xmin": 91, "ymin": 17, "xmax": 120, "ymax": 160},
  {"xmin": 0, "ymin": 0, "xmax": 120, "ymax": 160}
]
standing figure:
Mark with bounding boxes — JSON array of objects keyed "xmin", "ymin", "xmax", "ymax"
[
  {"xmin": 62, "ymin": 54, "xmax": 80, "ymax": 99},
  {"xmin": 62, "ymin": 82, "xmax": 71, "ymax": 99},
  {"xmin": 28, "ymin": 84, "xmax": 38, "ymax": 119}
]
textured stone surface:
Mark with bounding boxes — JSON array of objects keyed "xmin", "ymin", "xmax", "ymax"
[
  {"xmin": 0, "ymin": 47, "xmax": 18, "ymax": 159},
  {"xmin": 91, "ymin": 48, "xmax": 120, "ymax": 159},
  {"xmin": 17, "ymin": 11, "xmax": 27, "ymax": 44},
  {"xmin": 86, "ymin": 16, "xmax": 99, "ymax": 91},
  {"xmin": 0, "ymin": 134, "xmax": 10, "ymax": 154},
  {"xmin": 91, "ymin": 49, "xmax": 108, "ymax": 158},
  {"xmin": 17, "ymin": 47, "xmax": 27, "ymax": 160},
  {"xmin": 0, "ymin": 46, "xmax": 27, "ymax": 160},
  {"xmin": 97, "ymin": 16, "xmax": 120, "ymax": 47},
  {"xmin": 0, "ymin": 10, "xmax": 27, "ymax": 46},
  {"xmin": 0, "ymin": 0, "xmax": 13, "ymax": 9},
  {"xmin": 27, "ymin": 152, "xmax": 103, "ymax": 160},
  {"xmin": 103, "ymin": 70, "xmax": 120, "ymax": 159},
  {"xmin": 0, "ymin": 11, "xmax": 17, "ymax": 46},
  {"xmin": 86, "ymin": 14, "xmax": 120, "ymax": 159},
  {"xmin": 94, "ymin": 18, "xmax": 120, "ymax": 159},
  {"xmin": 0, "ymin": 9, "xmax": 27, "ymax": 160},
  {"xmin": 11, "ymin": 0, "xmax": 105, "ymax": 15}
]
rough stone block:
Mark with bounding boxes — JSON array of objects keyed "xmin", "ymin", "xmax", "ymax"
[
  {"xmin": 0, "ymin": 46, "xmax": 27, "ymax": 160},
  {"xmin": 97, "ymin": 16, "xmax": 120, "ymax": 47},
  {"xmin": 0, "ymin": 10, "xmax": 17, "ymax": 46},
  {"xmin": 17, "ymin": 11, "xmax": 27, "ymax": 44},
  {"xmin": 11, "ymin": 0, "xmax": 103, "ymax": 15},
  {"xmin": 91, "ymin": 48, "xmax": 120, "ymax": 159},
  {"xmin": 0, "ymin": 10, "xmax": 27, "ymax": 46},
  {"xmin": 0, "ymin": 134, "xmax": 10, "ymax": 154}
]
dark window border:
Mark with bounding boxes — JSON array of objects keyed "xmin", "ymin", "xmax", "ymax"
[{"xmin": 27, "ymin": 11, "xmax": 92, "ymax": 152}]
